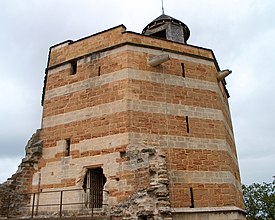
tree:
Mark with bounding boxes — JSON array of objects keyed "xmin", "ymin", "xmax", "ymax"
[{"xmin": 242, "ymin": 180, "xmax": 275, "ymax": 220}]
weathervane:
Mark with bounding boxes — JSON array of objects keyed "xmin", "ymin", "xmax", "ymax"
[{"xmin": 161, "ymin": 0, "xmax": 165, "ymax": 14}]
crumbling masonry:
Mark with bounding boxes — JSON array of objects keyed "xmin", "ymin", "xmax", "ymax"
[{"xmin": 0, "ymin": 14, "xmax": 246, "ymax": 220}]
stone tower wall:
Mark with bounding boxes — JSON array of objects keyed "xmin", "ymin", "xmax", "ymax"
[{"xmin": 31, "ymin": 25, "xmax": 245, "ymax": 219}]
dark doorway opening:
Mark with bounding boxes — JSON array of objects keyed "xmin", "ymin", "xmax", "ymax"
[{"xmin": 83, "ymin": 167, "xmax": 106, "ymax": 208}]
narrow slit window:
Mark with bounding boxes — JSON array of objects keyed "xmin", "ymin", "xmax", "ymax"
[
  {"xmin": 65, "ymin": 139, "xmax": 71, "ymax": 156},
  {"xmin": 186, "ymin": 115, "xmax": 190, "ymax": 133},
  {"xmin": 190, "ymin": 187, "xmax": 194, "ymax": 208},
  {"xmin": 120, "ymin": 151, "xmax": 126, "ymax": 158},
  {"xmin": 71, "ymin": 60, "xmax": 77, "ymax": 75},
  {"xmin": 98, "ymin": 66, "xmax": 101, "ymax": 76},
  {"xmin": 181, "ymin": 63, "xmax": 185, "ymax": 78}
]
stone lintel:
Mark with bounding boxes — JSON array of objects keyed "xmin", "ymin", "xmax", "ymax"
[{"xmin": 172, "ymin": 206, "xmax": 246, "ymax": 214}]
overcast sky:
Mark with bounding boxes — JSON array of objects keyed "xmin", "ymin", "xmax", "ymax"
[{"xmin": 0, "ymin": 0, "xmax": 274, "ymax": 185}]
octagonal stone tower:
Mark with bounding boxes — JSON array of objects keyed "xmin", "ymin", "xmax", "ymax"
[{"xmin": 28, "ymin": 14, "xmax": 246, "ymax": 219}]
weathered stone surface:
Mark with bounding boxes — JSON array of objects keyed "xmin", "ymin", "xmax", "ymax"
[
  {"xmin": 109, "ymin": 148, "xmax": 171, "ymax": 219},
  {"xmin": 0, "ymin": 130, "xmax": 42, "ymax": 218}
]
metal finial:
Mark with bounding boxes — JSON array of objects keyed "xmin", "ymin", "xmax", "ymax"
[{"xmin": 161, "ymin": 0, "xmax": 165, "ymax": 14}]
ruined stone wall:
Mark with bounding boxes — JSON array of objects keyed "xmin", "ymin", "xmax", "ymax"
[
  {"xmin": 32, "ymin": 26, "xmax": 245, "ymax": 219},
  {"xmin": 0, "ymin": 130, "xmax": 42, "ymax": 218}
]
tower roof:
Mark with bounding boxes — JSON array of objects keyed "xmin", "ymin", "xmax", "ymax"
[{"xmin": 142, "ymin": 14, "xmax": 190, "ymax": 43}]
